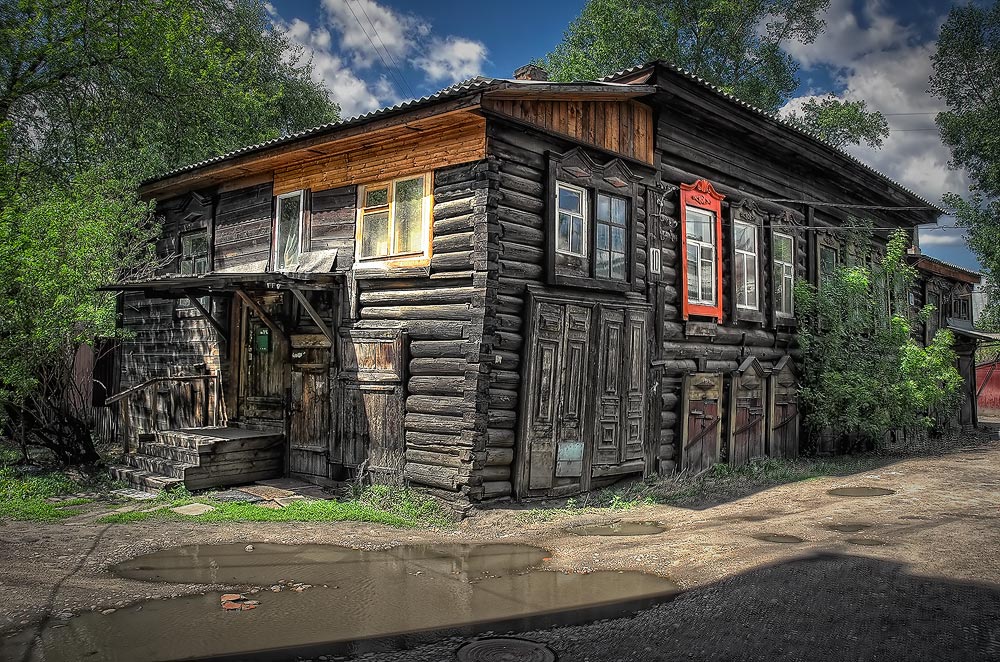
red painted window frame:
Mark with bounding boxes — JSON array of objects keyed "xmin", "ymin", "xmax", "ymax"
[{"xmin": 680, "ymin": 179, "xmax": 725, "ymax": 321}]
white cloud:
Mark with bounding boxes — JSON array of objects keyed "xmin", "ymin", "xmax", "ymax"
[
  {"xmin": 919, "ymin": 226, "xmax": 966, "ymax": 247},
  {"xmin": 269, "ymin": 1, "xmax": 486, "ymax": 118},
  {"xmin": 412, "ymin": 37, "xmax": 488, "ymax": 82},
  {"xmin": 785, "ymin": 0, "xmax": 912, "ymax": 69}
]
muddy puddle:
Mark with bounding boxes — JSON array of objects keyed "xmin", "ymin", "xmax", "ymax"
[
  {"xmin": 567, "ymin": 521, "xmax": 666, "ymax": 536},
  {"xmin": 822, "ymin": 523, "xmax": 872, "ymax": 533},
  {"xmin": 4, "ymin": 543, "xmax": 679, "ymax": 662},
  {"xmin": 827, "ymin": 487, "xmax": 896, "ymax": 497},
  {"xmin": 752, "ymin": 534, "xmax": 804, "ymax": 544}
]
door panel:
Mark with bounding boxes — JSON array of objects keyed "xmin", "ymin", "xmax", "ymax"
[
  {"xmin": 769, "ymin": 357, "xmax": 799, "ymax": 459},
  {"xmin": 727, "ymin": 359, "xmax": 766, "ymax": 467},
  {"xmin": 520, "ymin": 296, "xmax": 648, "ymax": 498},
  {"xmin": 335, "ymin": 329, "xmax": 406, "ymax": 483},
  {"xmin": 682, "ymin": 373, "xmax": 723, "ymax": 474},
  {"xmin": 288, "ymin": 337, "xmax": 331, "ymax": 479},
  {"xmin": 239, "ymin": 296, "xmax": 286, "ymax": 423}
]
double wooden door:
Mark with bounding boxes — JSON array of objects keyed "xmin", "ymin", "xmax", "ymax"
[{"xmin": 519, "ymin": 296, "xmax": 648, "ymax": 498}]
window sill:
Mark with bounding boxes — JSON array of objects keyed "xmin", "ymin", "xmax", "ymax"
[
  {"xmin": 553, "ymin": 274, "xmax": 632, "ymax": 293},
  {"xmin": 353, "ymin": 263, "xmax": 431, "ymax": 279}
]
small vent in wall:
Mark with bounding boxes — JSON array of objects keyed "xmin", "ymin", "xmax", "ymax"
[{"xmin": 649, "ymin": 247, "xmax": 662, "ymax": 275}]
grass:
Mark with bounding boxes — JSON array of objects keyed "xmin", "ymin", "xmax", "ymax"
[
  {"xmin": 513, "ymin": 453, "xmax": 889, "ymax": 523},
  {"xmin": 97, "ymin": 485, "xmax": 453, "ymax": 528},
  {"xmin": 0, "ymin": 465, "xmax": 93, "ymax": 521}
]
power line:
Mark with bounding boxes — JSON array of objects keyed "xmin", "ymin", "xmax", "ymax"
[
  {"xmin": 343, "ymin": 0, "xmax": 414, "ymax": 102},
  {"xmin": 353, "ymin": 0, "xmax": 418, "ymax": 100}
]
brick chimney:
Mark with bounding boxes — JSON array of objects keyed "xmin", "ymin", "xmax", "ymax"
[{"xmin": 514, "ymin": 64, "xmax": 549, "ymax": 81}]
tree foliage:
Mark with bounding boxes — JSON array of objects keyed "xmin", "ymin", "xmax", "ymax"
[
  {"xmin": 795, "ymin": 230, "xmax": 962, "ymax": 447},
  {"xmin": 784, "ymin": 95, "xmax": 890, "ymax": 149},
  {"xmin": 543, "ymin": 0, "xmax": 830, "ymax": 112},
  {"xmin": 930, "ymin": 2, "xmax": 1000, "ymax": 328},
  {"xmin": 0, "ymin": 0, "xmax": 340, "ymax": 463}
]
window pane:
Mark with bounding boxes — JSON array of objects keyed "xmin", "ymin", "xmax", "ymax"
[
  {"xmin": 735, "ymin": 223, "xmax": 755, "ymax": 252},
  {"xmin": 194, "ymin": 257, "xmax": 208, "ymax": 275},
  {"xmin": 774, "ymin": 234, "xmax": 792, "ymax": 263},
  {"xmin": 557, "ymin": 212, "xmax": 571, "ymax": 252},
  {"xmin": 571, "ymin": 217, "xmax": 584, "ymax": 254},
  {"xmin": 783, "ymin": 274, "xmax": 794, "ymax": 313},
  {"xmin": 686, "ymin": 207, "xmax": 714, "ymax": 242},
  {"xmin": 365, "ymin": 187, "xmax": 388, "ymax": 208},
  {"xmin": 558, "ymin": 186, "xmax": 582, "ymax": 214},
  {"xmin": 700, "ymin": 255, "xmax": 713, "ymax": 302},
  {"xmin": 360, "ymin": 211, "xmax": 390, "ymax": 258},
  {"xmin": 595, "ymin": 250, "xmax": 610, "ymax": 279},
  {"xmin": 611, "ymin": 227, "xmax": 625, "ymax": 252},
  {"xmin": 820, "ymin": 246, "xmax": 837, "ymax": 278},
  {"xmin": 191, "ymin": 236, "xmax": 208, "ymax": 256},
  {"xmin": 774, "ymin": 267, "xmax": 785, "ymax": 313},
  {"xmin": 596, "ymin": 222, "xmax": 609, "ymax": 250},
  {"xmin": 277, "ymin": 195, "xmax": 302, "ymax": 269},
  {"xmin": 597, "ymin": 194, "xmax": 610, "ymax": 222},
  {"xmin": 394, "ymin": 177, "xmax": 424, "ymax": 254},
  {"xmin": 611, "ymin": 252, "xmax": 626, "ymax": 280},
  {"xmin": 687, "ymin": 245, "xmax": 699, "ymax": 300},
  {"xmin": 745, "ymin": 256, "xmax": 757, "ymax": 307},
  {"xmin": 180, "ymin": 260, "xmax": 193, "ymax": 276},
  {"xmin": 611, "ymin": 197, "xmax": 626, "ymax": 225}
]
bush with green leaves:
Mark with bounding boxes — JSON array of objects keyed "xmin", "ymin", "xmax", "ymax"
[{"xmin": 795, "ymin": 229, "xmax": 962, "ymax": 448}]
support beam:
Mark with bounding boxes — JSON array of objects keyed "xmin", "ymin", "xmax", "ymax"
[
  {"xmin": 188, "ymin": 296, "xmax": 228, "ymax": 342},
  {"xmin": 234, "ymin": 288, "xmax": 288, "ymax": 345},
  {"xmin": 289, "ymin": 287, "xmax": 336, "ymax": 346}
]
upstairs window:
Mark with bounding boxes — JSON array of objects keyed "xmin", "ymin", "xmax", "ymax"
[
  {"xmin": 680, "ymin": 179, "xmax": 724, "ymax": 320},
  {"xmin": 357, "ymin": 174, "xmax": 431, "ymax": 263},
  {"xmin": 734, "ymin": 220, "xmax": 759, "ymax": 310},
  {"xmin": 274, "ymin": 190, "xmax": 304, "ymax": 270},
  {"xmin": 178, "ymin": 231, "xmax": 209, "ymax": 311},
  {"xmin": 773, "ymin": 232, "xmax": 795, "ymax": 317}
]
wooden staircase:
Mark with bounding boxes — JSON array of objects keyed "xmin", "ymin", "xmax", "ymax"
[{"xmin": 111, "ymin": 427, "xmax": 285, "ymax": 492}]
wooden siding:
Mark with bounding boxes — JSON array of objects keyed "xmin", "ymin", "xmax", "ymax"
[
  {"xmin": 483, "ymin": 98, "xmax": 654, "ymax": 166},
  {"xmin": 273, "ymin": 113, "xmax": 486, "ymax": 195}
]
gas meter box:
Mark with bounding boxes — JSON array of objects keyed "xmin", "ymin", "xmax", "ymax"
[{"xmin": 255, "ymin": 327, "xmax": 271, "ymax": 353}]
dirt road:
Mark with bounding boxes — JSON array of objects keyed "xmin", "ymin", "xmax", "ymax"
[{"xmin": 1, "ymin": 441, "xmax": 998, "ymax": 660}]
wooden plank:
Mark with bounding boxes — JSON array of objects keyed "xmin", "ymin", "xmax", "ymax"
[
  {"xmin": 234, "ymin": 289, "xmax": 287, "ymax": 345},
  {"xmin": 289, "ymin": 287, "xmax": 335, "ymax": 346}
]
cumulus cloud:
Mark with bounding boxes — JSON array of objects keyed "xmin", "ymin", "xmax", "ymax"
[
  {"xmin": 269, "ymin": 0, "xmax": 487, "ymax": 118},
  {"xmin": 412, "ymin": 37, "xmax": 488, "ymax": 82},
  {"xmin": 780, "ymin": 0, "xmax": 969, "ymax": 208}
]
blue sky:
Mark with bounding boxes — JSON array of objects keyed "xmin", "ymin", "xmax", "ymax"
[{"xmin": 267, "ymin": 0, "xmax": 980, "ymax": 271}]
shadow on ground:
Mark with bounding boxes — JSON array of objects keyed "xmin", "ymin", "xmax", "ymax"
[{"xmin": 337, "ymin": 552, "xmax": 1000, "ymax": 662}]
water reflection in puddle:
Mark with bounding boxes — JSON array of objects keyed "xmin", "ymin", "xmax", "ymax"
[
  {"xmin": 4, "ymin": 543, "xmax": 679, "ymax": 662},
  {"xmin": 827, "ymin": 487, "xmax": 896, "ymax": 497},
  {"xmin": 566, "ymin": 521, "xmax": 666, "ymax": 536},
  {"xmin": 752, "ymin": 534, "xmax": 804, "ymax": 544}
]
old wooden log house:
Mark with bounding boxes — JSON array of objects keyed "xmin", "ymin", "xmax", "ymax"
[{"xmin": 98, "ymin": 60, "xmax": 970, "ymax": 505}]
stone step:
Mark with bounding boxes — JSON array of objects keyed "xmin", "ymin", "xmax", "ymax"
[
  {"xmin": 136, "ymin": 441, "xmax": 204, "ymax": 465},
  {"xmin": 124, "ymin": 453, "xmax": 195, "ymax": 480},
  {"xmin": 109, "ymin": 465, "xmax": 183, "ymax": 493}
]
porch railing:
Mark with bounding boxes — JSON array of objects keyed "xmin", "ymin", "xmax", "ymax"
[{"xmin": 105, "ymin": 372, "xmax": 224, "ymax": 452}]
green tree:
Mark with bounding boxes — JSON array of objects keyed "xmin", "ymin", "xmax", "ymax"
[
  {"xmin": 930, "ymin": 2, "xmax": 1000, "ymax": 328},
  {"xmin": 784, "ymin": 96, "xmax": 890, "ymax": 149},
  {"xmin": 795, "ymin": 230, "xmax": 962, "ymax": 448},
  {"xmin": 0, "ymin": 0, "xmax": 340, "ymax": 463},
  {"xmin": 543, "ymin": 0, "xmax": 829, "ymax": 112}
]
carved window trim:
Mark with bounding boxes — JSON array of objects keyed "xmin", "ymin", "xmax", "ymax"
[
  {"xmin": 680, "ymin": 179, "xmax": 724, "ymax": 321},
  {"xmin": 546, "ymin": 148, "xmax": 640, "ymax": 291},
  {"xmin": 728, "ymin": 199, "xmax": 765, "ymax": 324}
]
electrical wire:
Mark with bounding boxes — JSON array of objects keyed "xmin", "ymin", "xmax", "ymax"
[
  {"xmin": 343, "ymin": 0, "xmax": 414, "ymax": 102},
  {"xmin": 354, "ymin": 0, "xmax": 418, "ymax": 100}
]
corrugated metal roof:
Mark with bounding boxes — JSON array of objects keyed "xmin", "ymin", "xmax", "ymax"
[
  {"xmin": 909, "ymin": 252, "xmax": 982, "ymax": 280},
  {"xmin": 603, "ymin": 61, "xmax": 944, "ymax": 214}
]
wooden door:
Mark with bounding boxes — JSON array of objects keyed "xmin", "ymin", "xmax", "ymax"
[
  {"xmin": 769, "ymin": 356, "xmax": 799, "ymax": 458},
  {"xmin": 239, "ymin": 296, "xmax": 286, "ymax": 424},
  {"xmin": 727, "ymin": 357, "xmax": 767, "ymax": 466},
  {"xmin": 519, "ymin": 296, "xmax": 648, "ymax": 497},
  {"xmin": 288, "ymin": 335, "xmax": 331, "ymax": 480},
  {"xmin": 335, "ymin": 329, "xmax": 406, "ymax": 483},
  {"xmin": 681, "ymin": 373, "xmax": 723, "ymax": 474}
]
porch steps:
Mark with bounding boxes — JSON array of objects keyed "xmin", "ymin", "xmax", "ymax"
[{"xmin": 111, "ymin": 427, "xmax": 285, "ymax": 493}]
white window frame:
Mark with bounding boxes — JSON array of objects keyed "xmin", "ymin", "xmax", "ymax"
[
  {"xmin": 555, "ymin": 181, "xmax": 588, "ymax": 257},
  {"xmin": 273, "ymin": 190, "xmax": 305, "ymax": 271},
  {"xmin": 355, "ymin": 173, "xmax": 432, "ymax": 263},
  {"xmin": 734, "ymin": 221, "xmax": 759, "ymax": 311},
  {"xmin": 685, "ymin": 205, "xmax": 716, "ymax": 306},
  {"xmin": 773, "ymin": 232, "xmax": 795, "ymax": 317}
]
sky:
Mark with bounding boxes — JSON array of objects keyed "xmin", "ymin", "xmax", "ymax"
[{"xmin": 266, "ymin": 0, "xmax": 980, "ymax": 271}]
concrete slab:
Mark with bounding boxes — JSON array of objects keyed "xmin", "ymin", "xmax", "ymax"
[
  {"xmin": 237, "ymin": 485, "xmax": 295, "ymax": 500},
  {"xmin": 170, "ymin": 503, "xmax": 216, "ymax": 516}
]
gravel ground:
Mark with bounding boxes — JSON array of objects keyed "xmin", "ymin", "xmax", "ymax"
[{"xmin": 1, "ymin": 438, "xmax": 999, "ymax": 661}]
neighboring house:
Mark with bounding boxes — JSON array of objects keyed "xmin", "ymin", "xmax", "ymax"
[
  {"xmin": 908, "ymin": 252, "xmax": 985, "ymax": 429},
  {"xmin": 101, "ymin": 61, "xmax": 944, "ymax": 504}
]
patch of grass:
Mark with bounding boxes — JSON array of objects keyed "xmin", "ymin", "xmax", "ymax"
[
  {"xmin": 0, "ymin": 463, "xmax": 88, "ymax": 521},
  {"xmin": 97, "ymin": 485, "xmax": 453, "ymax": 528},
  {"xmin": 513, "ymin": 491, "xmax": 655, "ymax": 525}
]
